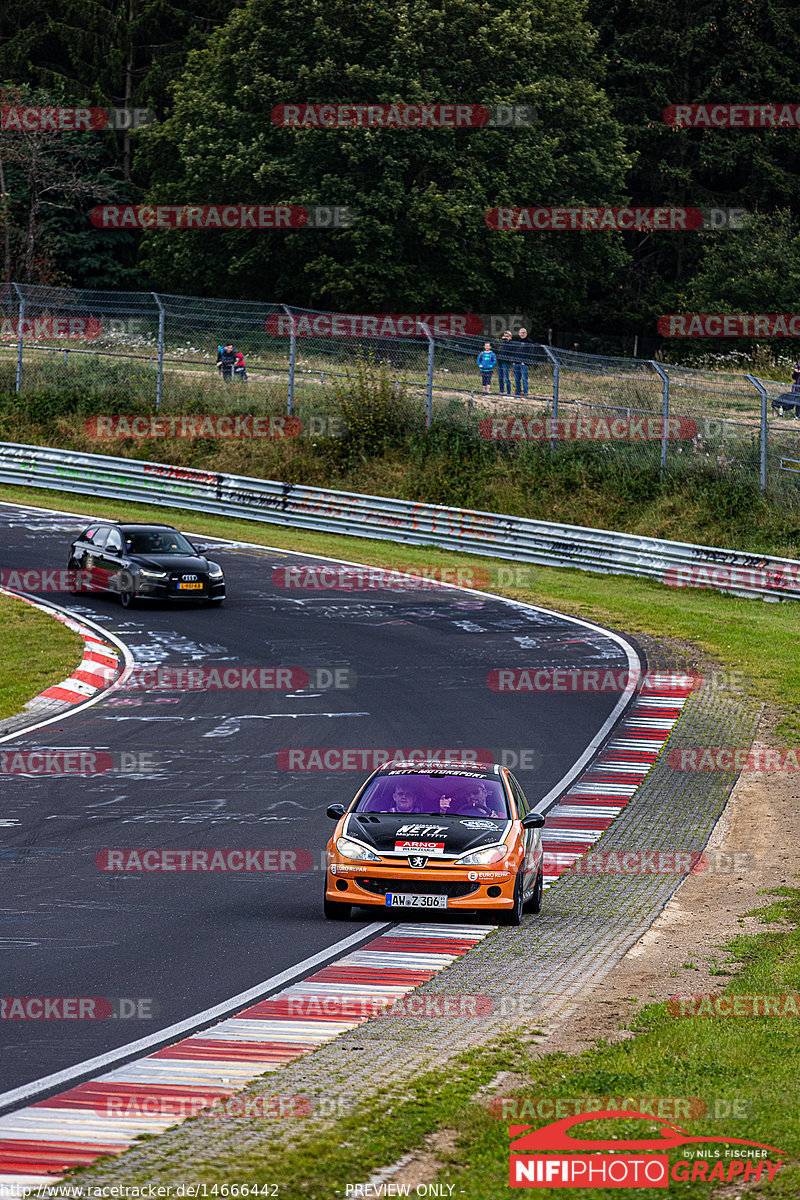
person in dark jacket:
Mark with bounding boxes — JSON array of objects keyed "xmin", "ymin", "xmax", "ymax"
[
  {"xmin": 216, "ymin": 343, "xmax": 236, "ymax": 381},
  {"xmin": 497, "ymin": 330, "xmax": 513, "ymax": 395},
  {"xmin": 513, "ymin": 328, "xmax": 532, "ymax": 397}
]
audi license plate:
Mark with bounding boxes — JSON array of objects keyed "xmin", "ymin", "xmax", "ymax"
[
  {"xmin": 386, "ymin": 893, "xmax": 447, "ymax": 908},
  {"xmin": 177, "ymin": 581, "xmax": 203, "ymax": 590}
]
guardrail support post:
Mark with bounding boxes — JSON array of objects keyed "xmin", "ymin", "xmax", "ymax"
[
  {"xmin": 747, "ymin": 374, "xmax": 768, "ymax": 492},
  {"xmin": 281, "ymin": 304, "xmax": 296, "ymax": 415},
  {"xmin": 12, "ymin": 283, "xmax": 24, "ymax": 393},
  {"xmin": 651, "ymin": 362, "xmax": 670, "ymax": 473},
  {"xmin": 543, "ymin": 345, "xmax": 560, "ymax": 451},
  {"xmin": 420, "ymin": 322, "xmax": 434, "ymax": 427},
  {"xmin": 151, "ymin": 293, "xmax": 165, "ymax": 412}
]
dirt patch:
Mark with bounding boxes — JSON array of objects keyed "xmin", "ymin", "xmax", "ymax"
[{"xmin": 535, "ymin": 711, "xmax": 799, "ymax": 1056}]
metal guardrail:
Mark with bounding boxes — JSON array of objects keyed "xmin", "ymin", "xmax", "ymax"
[{"xmin": 0, "ymin": 441, "xmax": 797, "ymax": 601}]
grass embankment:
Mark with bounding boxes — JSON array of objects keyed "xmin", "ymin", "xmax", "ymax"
[{"xmin": 0, "ymin": 591, "xmax": 84, "ymax": 719}]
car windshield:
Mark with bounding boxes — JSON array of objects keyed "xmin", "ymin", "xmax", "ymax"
[
  {"xmin": 355, "ymin": 773, "xmax": 509, "ymax": 818},
  {"xmin": 124, "ymin": 529, "xmax": 197, "ymax": 555}
]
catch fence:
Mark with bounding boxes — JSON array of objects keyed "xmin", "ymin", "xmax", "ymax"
[{"xmin": 1, "ymin": 283, "xmax": 799, "ymax": 501}]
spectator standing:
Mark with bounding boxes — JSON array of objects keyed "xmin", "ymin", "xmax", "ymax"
[
  {"xmin": 477, "ymin": 342, "xmax": 497, "ymax": 394},
  {"xmin": 513, "ymin": 327, "xmax": 533, "ymax": 397},
  {"xmin": 497, "ymin": 330, "xmax": 513, "ymax": 395},
  {"xmin": 216, "ymin": 343, "xmax": 236, "ymax": 381},
  {"xmin": 234, "ymin": 351, "xmax": 248, "ymax": 382},
  {"xmin": 792, "ymin": 356, "xmax": 800, "ymax": 392}
]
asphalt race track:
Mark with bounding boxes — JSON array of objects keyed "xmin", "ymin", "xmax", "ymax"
[{"xmin": 0, "ymin": 499, "xmax": 638, "ymax": 1095}]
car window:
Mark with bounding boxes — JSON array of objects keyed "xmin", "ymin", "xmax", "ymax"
[
  {"xmin": 508, "ymin": 774, "xmax": 530, "ymax": 817},
  {"xmin": 105, "ymin": 530, "xmax": 123, "ymax": 554},
  {"xmin": 88, "ymin": 526, "xmax": 110, "ymax": 548},
  {"xmin": 124, "ymin": 529, "xmax": 196, "ymax": 555},
  {"xmin": 356, "ymin": 774, "xmax": 509, "ymax": 818}
]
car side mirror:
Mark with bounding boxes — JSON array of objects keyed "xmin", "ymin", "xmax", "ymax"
[
  {"xmin": 326, "ymin": 803, "xmax": 347, "ymax": 819},
  {"xmin": 522, "ymin": 811, "xmax": 545, "ymax": 828},
  {"xmin": 190, "ymin": 543, "xmax": 209, "ymax": 554}
]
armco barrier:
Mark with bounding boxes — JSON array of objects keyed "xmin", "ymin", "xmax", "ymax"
[{"xmin": 0, "ymin": 441, "xmax": 798, "ymax": 601}]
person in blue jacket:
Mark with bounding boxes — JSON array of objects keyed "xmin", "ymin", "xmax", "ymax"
[{"xmin": 477, "ymin": 342, "xmax": 497, "ymax": 394}]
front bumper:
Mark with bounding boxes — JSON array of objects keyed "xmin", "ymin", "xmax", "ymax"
[
  {"xmin": 325, "ymin": 862, "xmax": 517, "ymax": 910},
  {"xmin": 136, "ymin": 578, "xmax": 225, "ymax": 602}
]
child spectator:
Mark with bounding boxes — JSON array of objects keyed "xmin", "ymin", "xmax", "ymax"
[
  {"xmin": 477, "ymin": 342, "xmax": 497, "ymax": 394},
  {"xmin": 234, "ymin": 351, "xmax": 248, "ymax": 382}
]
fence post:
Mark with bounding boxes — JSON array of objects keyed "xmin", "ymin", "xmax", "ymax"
[
  {"xmin": 651, "ymin": 362, "xmax": 670, "ymax": 472},
  {"xmin": 12, "ymin": 282, "xmax": 24, "ymax": 393},
  {"xmin": 543, "ymin": 345, "xmax": 560, "ymax": 451},
  {"xmin": 151, "ymin": 293, "xmax": 165, "ymax": 412},
  {"xmin": 420, "ymin": 321, "xmax": 434, "ymax": 427},
  {"xmin": 280, "ymin": 304, "xmax": 296, "ymax": 415},
  {"xmin": 746, "ymin": 374, "xmax": 768, "ymax": 492}
]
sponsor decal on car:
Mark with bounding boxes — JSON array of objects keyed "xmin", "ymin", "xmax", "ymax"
[
  {"xmin": 460, "ymin": 819, "xmax": 500, "ymax": 830},
  {"xmin": 395, "ymin": 824, "xmax": 447, "ymax": 837},
  {"xmin": 394, "ymin": 840, "xmax": 446, "ymax": 855}
]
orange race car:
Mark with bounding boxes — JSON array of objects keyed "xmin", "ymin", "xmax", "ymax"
[{"xmin": 323, "ymin": 760, "xmax": 545, "ymax": 925}]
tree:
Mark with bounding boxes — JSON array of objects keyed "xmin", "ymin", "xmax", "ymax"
[{"xmin": 136, "ymin": 0, "xmax": 632, "ymax": 318}]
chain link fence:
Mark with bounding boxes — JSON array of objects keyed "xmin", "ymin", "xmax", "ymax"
[{"xmin": 2, "ymin": 282, "xmax": 800, "ymax": 501}]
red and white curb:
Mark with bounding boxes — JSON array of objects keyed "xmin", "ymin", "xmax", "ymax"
[
  {"xmin": 0, "ymin": 589, "xmax": 125, "ymax": 737},
  {"xmin": 541, "ymin": 675, "xmax": 694, "ymax": 885},
  {"xmin": 0, "ymin": 925, "xmax": 492, "ymax": 1190}
]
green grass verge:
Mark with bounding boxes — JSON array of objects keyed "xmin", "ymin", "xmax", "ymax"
[{"xmin": 0, "ymin": 591, "xmax": 84, "ymax": 719}]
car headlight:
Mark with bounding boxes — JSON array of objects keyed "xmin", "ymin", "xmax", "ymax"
[
  {"xmin": 139, "ymin": 569, "xmax": 167, "ymax": 579},
  {"xmin": 336, "ymin": 837, "xmax": 380, "ymax": 862},
  {"xmin": 208, "ymin": 566, "xmax": 224, "ymax": 579},
  {"xmin": 454, "ymin": 844, "xmax": 509, "ymax": 867}
]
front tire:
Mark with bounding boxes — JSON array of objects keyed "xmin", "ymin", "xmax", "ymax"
[
  {"xmin": 324, "ymin": 896, "xmax": 352, "ymax": 920},
  {"xmin": 495, "ymin": 872, "xmax": 524, "ymax": 927}
]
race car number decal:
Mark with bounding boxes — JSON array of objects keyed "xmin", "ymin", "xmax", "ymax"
[{"xmin": 394, "ymin": 840, "xmax": 446, "ymax": 855}]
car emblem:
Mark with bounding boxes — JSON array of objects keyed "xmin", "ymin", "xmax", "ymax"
[
  {"xmin": 182, "ymin": 574, "xmax": 198, "ymax": 581},
  {"xmin": 408, "ymin": 856, "xmax": 428, "ymax": 868}
]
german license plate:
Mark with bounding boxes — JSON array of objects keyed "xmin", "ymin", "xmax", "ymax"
[
  {"xmin": 386, "ymin": 893, "xmax": 447, "ymax": 908},
  {"xmin": 177, "ymin": 581, "xmax": 203, "ymax": 590}
]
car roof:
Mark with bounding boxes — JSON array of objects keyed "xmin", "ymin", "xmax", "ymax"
[
  {"xmin": 376, "ymin": 760, "xmax": 500, "ymax": 779},
  {"xmin": 84, "ymin": 522, "xmax": 178, "ymax": 531}
]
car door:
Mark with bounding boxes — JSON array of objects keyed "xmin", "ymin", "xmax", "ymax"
[
  {"xmin": 508, "ymin": 773, "xmax": 538, "ymax": 895},
  {"xmin": 97, "ymin": 527, "xmax": 126, "ymax": 594},
  {"xmin": 77, "ymin": 525, "xmax": 111, "ymax": 591}
]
